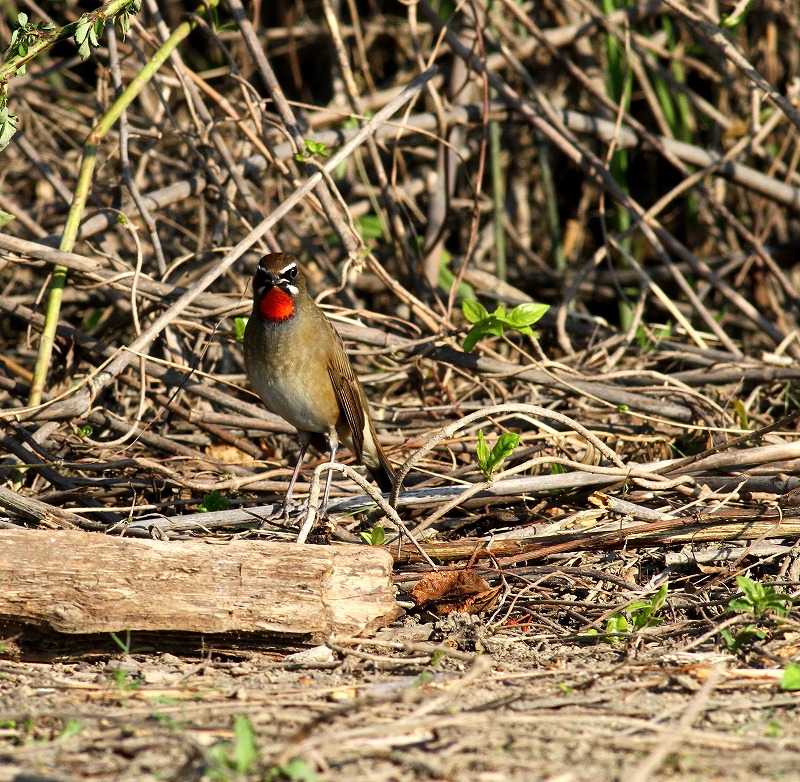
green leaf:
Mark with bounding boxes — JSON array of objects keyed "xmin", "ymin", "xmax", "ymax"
[
  {"xmin": 359, "ymin": 525, "xmax": 385, "ymax": 546},
  {"xmin": 488, "ymin": 432, "xmax": 520, "ymax": 473},
  {"xmin": 116, "ymin": 11, "xmax": 131, "ymax": 39},
  {"xmin": 268, "ymin": 758, "xmax": 318, "ymax": 782},
  {"xmin": 476, "ymin": 429, "xmax": 490, "ymax": 469},
  {"xmin": 780, "ymin": 663, "xmax": 800, "ymax": 692},
  {"xmin": 304, "ymin": 138, "xmax": 329, "ymax": 158},
  {"xmin": 462, "ymin": 324, "xmax": 488, "ymax": 353},
  {"xmin": 199, "ymin": 490, "xmax": 229, "ymax": 513},
  {"xmin": 462, "ymin": 299, "xmax": 488, "ymax": 324},
  {"xmin": 0, "ymin": 109, "xmax": 19, "ymax": 152},
  {"xmin": 357, "ymin": 214, "xmax": 384, "ymax": 242},
  {"xmin": 57, "ymin": 718, "xmax": 84, "ymax": 740},
  {"xmin": 505, "ymin": 302, "xmax": 549, "ymax": 328},
  {"xmin": 17, "ymin": 12, "xmax": 28, "ymax": 25},
  {"xmin": 439, "ymin": 252, "xmax": 475, "ymax": 299},
  {"xmin": 232, "ymin": 715, "xmax": 259, "ymax": 773},
  {"xmin": 234, "ymin": 316, "xmax": 248, "ymax": 342},
  {"xmin": 605, "ymin": 613, "xmax": 627, "ymax": 641},
  {"xmin": 0, "ymin": 210, "xmax": 15, "ymax": 228}
]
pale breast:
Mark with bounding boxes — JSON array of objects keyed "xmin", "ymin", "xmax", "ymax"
[{"xmin": 243, "ymin": 312, "xmax": 341, "ymax": 435}]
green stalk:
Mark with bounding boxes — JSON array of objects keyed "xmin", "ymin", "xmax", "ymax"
[
  {"xmin": 536, "ymin": 130, "xmax": 565, "ymax": 272},
  {"xmin": 27, "ymin": 2, "xmax": 217, "ymax": 407},
  {"xmin": 601, "ymin": 0, "xmax": 634, "ymax": 329},
  {"xmin": 489, "ymin": 115, "xmax": 506, "ymax": 282}
]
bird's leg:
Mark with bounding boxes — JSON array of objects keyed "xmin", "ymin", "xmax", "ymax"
[
  {"xmin": 320, "ymin": 433, "xmax": 339, "ymax": 517},
  {"xmin": 281, "ymin": 433, "xmax": 311, "ymax": 520}
]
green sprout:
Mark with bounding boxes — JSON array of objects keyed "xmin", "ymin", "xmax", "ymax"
[
  {"xmin": 208, "ymin": 715, "xmax": 260, "ymax": 779},
  {"xmin": 477, "ymin": 429, "xmax": 520, "ymax": 481},
  {"xmin": 727, "ymin": 576, "xmax": 793, "ymax": 617},
  {"xmin": 461, "ymin": 300, "xmax": 548, "ymax": 353},
  {"xmin": 359, "ymin": 525, "xmax": 386, "ymax": 546},
  {"xmin": 199, "ymin": 490, "xmax": 229, "ymax": 513}
]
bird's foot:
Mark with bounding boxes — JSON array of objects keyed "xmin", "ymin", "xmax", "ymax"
[{"xmin": 256, "ymin": 498, "xmax": 308, "ymax": 529}]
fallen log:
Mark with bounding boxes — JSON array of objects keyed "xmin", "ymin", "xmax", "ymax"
[{"xmin": 1, "ymin": 530, "xmax": 401, "ymax": 642}]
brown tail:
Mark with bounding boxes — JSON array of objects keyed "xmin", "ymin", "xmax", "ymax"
[{"xmin": 362, "ymin": 421, "xmax": 396, "ymax": 493}]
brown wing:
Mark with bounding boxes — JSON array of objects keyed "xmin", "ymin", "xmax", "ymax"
[{"xmin": 326, "ymin": 330, "xmax": 367, "ymax": 461}]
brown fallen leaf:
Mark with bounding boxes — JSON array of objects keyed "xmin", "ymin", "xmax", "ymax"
[
  {"xmin": 410, "ymin": 569, "xmax": 501, "ymax": 615},
  {"xmin": 205, "ymin": 444, "xmax": 254, "ymax": 464}
]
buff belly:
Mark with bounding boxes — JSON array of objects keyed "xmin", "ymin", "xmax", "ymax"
[{"xmin": 243, "ymin": 316, "xmax": 341, "ymax": 436}]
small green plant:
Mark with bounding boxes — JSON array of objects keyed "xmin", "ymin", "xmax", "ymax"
[
  {"xmin": 780, "ymin": 663, "xmax": 800, "ymax": 692},
  {"xmin": 359, "ymin": 524, "xmax": 386, "ymax": 546},
  {"xmin": 199, "ymin": 490, "xmax": 229, "ymax": 513},
  {"xmin": 108, "ymin": 669, "xmax": 141, "ymax": 691},
  {"xmin": 56, "ymin": 718, "xmax": 84, "ymax": 741},
  {"xmin": 267, "ymin": 757, "xmax": 318, "ymax": 782},
  {"xmin": 604, "ymin": 583, "xmax": 669, "ymax": 642},
  {"xmin": 476, "ymin": 429, "xmax": 520, "ymax": 480},
  {"xmin": 635, "ymin": 323, "xmax": 672, "ymax": 352},
  {"xmin": 77, "ymin": 424, "xmax": 93, "ymax": 438},
  {"xmin": 628, "ymin": 582, "xmax": 669, "ymax": 630},
  {"xmin": 728, "ymin": 576, "xmax": 793, "ymax": 617},
  {"xmin": 720, "ymin": 624, "xmax": 765, "ymax": 653},
  {"xmin": 412, "ymin": 670, "xmax": 435, "ymax": 688},
  {"xmin": 429, "ymin": 649, "xmax": 446, "ymax": 666},
  {"xmin": 461, "ymin": 300, "xmax": 548, "ymax": 353},
  {"xmin": 548, "ymin": 462, "xmax": 569, "ymax": 496},
  {"xmin": 110, "ymin": 629, "xmax": 132, "ymax": 654},
  {"xmin": 207, "ymin": 715, "xmax": 260, "ymax": 780},
  {"xmin": 294, "ymin": 138, "xmax": 329, "ymax": 162}
]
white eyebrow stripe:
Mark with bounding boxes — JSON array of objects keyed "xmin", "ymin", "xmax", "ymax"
[{"xmin": 279, "ymin": 262, "xmax": 297, "ymax": 274}]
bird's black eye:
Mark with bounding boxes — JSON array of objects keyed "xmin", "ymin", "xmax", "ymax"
[{"xmin": 282, "ymin": 265, "xmax": 298, "ymax": 281}]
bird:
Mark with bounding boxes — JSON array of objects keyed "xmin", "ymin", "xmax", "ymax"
[{"xmin": 243, "ymin": 252, "xmax": 396, "ymax": 518}]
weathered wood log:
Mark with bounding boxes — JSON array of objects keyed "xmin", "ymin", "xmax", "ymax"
[{"xmin": 1, "ymin": 530, "xmax": 402, "ymax": 642}]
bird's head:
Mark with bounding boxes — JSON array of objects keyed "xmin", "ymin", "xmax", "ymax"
[{"xmin": 252, "ymin": 253, "xmax": 306, "ymax": 322}]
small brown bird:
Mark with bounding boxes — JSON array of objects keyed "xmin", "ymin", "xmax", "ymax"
[{"xmin": 243, "ymin": 253, "xmax": 395, "ymax": 516}]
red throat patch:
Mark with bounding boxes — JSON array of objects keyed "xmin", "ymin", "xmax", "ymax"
[{"xmin": 259, "ymin": 287, "xmax": 295, "ymax": 321}]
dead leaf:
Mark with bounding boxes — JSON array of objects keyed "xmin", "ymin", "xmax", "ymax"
[
  {"xmin": 205, "ymin": 444, "xmax": 253, "ymax": 464},
  {"xmin": 411, "ymin": 570, "xmax": 501, "ymax": 615}
]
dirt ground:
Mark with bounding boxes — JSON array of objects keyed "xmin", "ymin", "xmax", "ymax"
[{"xmin": 2, "ymin": 552, "xmax": 799, "ymax": 782}]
